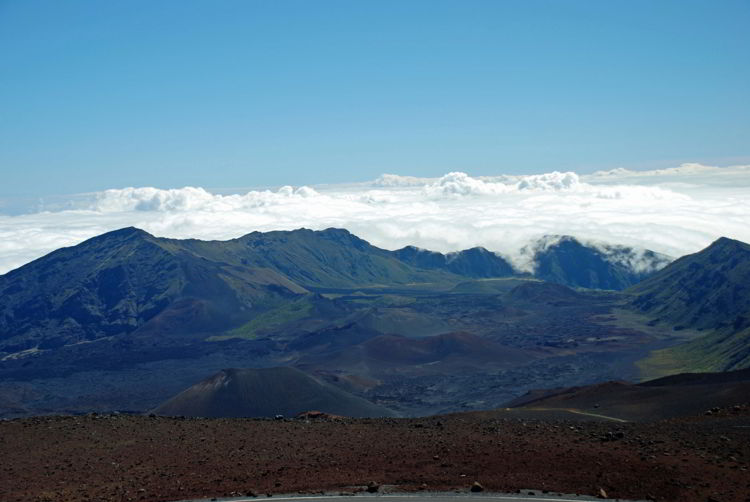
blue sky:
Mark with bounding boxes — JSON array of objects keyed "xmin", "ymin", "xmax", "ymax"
[{"xmin": 1, "ymin": 0, "xmax": 748, "ymax": 197}]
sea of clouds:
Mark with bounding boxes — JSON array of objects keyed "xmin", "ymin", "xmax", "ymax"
[{"xmin": 1, "ymin": 163, "xmax": 749, "ymax": 275}]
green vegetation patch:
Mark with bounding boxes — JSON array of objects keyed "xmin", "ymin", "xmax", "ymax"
[
  {"xmin": 358, "ymin": 294, "xmax": 418, "ymax": 307},
  {"xmin": 208, "ymin": 297, "xmax": 315, "ymax": 341},
  {"xmin": 638, "ymin": 327, "xmax": 750, "ymax": 379}
]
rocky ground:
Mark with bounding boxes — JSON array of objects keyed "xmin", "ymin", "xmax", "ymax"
[{"xmin": 1, "ymin": 406, "xmax": 749, "ymax": 502}]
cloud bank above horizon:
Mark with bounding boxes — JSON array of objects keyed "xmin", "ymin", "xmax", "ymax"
[{"xmin": 1, "ymin": 163, "xmax": 749, "ymax": 275}]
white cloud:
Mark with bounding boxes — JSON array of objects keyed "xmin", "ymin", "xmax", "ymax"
[
  {"xmin": 0, "ymin": 163, "xmax": 749, "ymax": 275},
  {"xmin": 373, "ymin": 174, "xmax": 431, "ymax": 187},
  {"xmin": 516, "ymin": 171, "xmax": 580, "ymax": 191},
  {"xmin": 93, "ymin": 185, "xmax": 320, "ymax": 212}
]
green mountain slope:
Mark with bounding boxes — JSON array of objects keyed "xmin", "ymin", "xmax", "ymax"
[
  {"xmin": 0, "ymin": 228, "xmax": 307, "ymax": 354},
  {"xmin": 629, "ymin": 237, "xmax": 750, "ymax": 330},
  {"xmin": 640, "ymin": 327, "xmax": 750, "ymax": 375},
  {"xmin": 172, "ymin": 227, "xmax": 463, "ymax": 289},
  {"xmin": 630, "ymin": 237, "xmax": 750, "ymax": 374},
  {"xmin": 0, "ymin": 227, "xmax": 470, "ymax": 357}
]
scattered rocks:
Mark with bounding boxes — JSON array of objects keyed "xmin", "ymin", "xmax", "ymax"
[
  {"xmin": 2, "ymin": 412, "xmax": 749, "ymax": 502},
  {"xmin": 601, "ymin": 430, "xmax": 625, "ymax": 442},
  {"xmin": 470, "ymin": 481, "xmax": 484, "ymax": 492}
]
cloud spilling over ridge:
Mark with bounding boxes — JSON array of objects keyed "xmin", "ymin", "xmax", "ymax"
[
  {"xmin": 0, "ymin": 163, "xmax": 749, "ymax": 275},
  {"xmin": 515, "ymin": 235, "xmax": 673, "ymax": 275}
]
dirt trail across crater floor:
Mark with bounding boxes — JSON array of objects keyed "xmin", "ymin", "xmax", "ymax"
[{"xmin": 1, "ymin": 407, "xmax": 749, "ymax": 502}]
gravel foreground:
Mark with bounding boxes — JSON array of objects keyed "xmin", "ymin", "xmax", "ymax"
[{"xmin": 1, "ymin": 407, "xmax": 749, "ymax": 502}]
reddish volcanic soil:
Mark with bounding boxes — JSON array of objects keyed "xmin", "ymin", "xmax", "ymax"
[{"xmin": 1, "ymin": 407, "xmax": 749, "ymax": 502}]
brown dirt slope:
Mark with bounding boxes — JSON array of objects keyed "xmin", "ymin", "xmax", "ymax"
[
  {"xmin": 1, "ymin": 406, "xmax": 749, "ymax": 502},
  {"xmin": 507, "ymin": 368, "xmax": 750, "ymax": 422}
]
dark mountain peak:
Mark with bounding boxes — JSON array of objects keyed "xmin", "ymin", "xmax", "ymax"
[
  {"xmin": 394, "ymin": 245, "xmax": 441, "ymax": 256},
  {"xmin": 535, "ymin": 235, "xmax": 585, "ymax": 251},
  {"xmin": 70, "ymin": 227, "xmax": 157, "ymax": 254},
  {"xmin": 633, "ymin": 237, "xmax": 749, "ymax": 280},
  {"xmin": 318, "ymin": 227, "xmax": 352, "ymax": 237},
  {"xmin": 276, "ymin": 227, "xmax": 356, "ymax": 240},
  {"xmin": 547, "ymin": 234, "xmax": 576, "ymax": 242},
  {"xmin": 525, "ymin": 234, "xmax": 670, "ymax": 290},
  {"xmin": 393, "ymin": 244, "xmax": 514, "ymax": 278},
  {"xmin": 453, "ymin": 246, "xmax": 504, "ymax": 260},
  {"xmin": 443, "ymin": 247, "xmax": 515, "ymax": 278},
  {"xmin": 449, "ymin": 246, "xmax": 491, "ymax": 257},
  {"xmin": 316, "ymin": 227, "xmax": 374, "ymax": 251},
  {"xmin": 533, "ymin": 234, "xmax": 577, "ymax": 244},
  {"xmin": 628, "ymin": 236, "xmax": 750, "ymax": 362},
  {"xmin": 91, "ymin": 226, "xmax": 153, "ymax": 241},
  {"xmin": 706, "ymin": 236, "xmax": 750, "ymax": 253},
  {"xmin": 2, "ymin": 227, "xmax": 158, "ymax": 279},
  {"xmin": 556, "ymin": 236, "xmax": 583, "ymax": 247},
  {"xmin": 114, "ymin": 226, "xmax": 150, "ymax": 236},
  {"xmin": 392, "ymin": 246, "xmax": 447, "ymax": 270},
  {"xmin": 242, "ymin": 227, "xmax": 306, "ymax": 240},
  {"xmin": 240, "ymin": 227, "xmax": 376, "ymax": 253},
  {"xmin": 0, "ymin": 224, "xmax": 316, "ymax": 354},
  {"xmin": 712, "ymin": 236, "xmax": 734, "ymax": 245}
]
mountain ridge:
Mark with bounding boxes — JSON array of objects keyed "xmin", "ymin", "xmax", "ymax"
[
  {"xmin": 631, "ymin": 237, "xmax": 750, "ymax": 374},
  {"xmin": 0, "ymin": 226, "xmax": 681, "ymax": 358},
  {"xmin": 2, "ymin": 226, "xmax": 671, "ymax": 288},
  {"xmin": 0, "ymin": 229, "xmax": 747, "ymax": 418}
]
